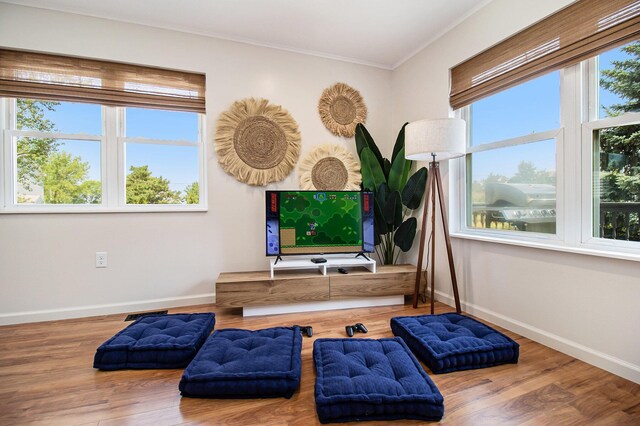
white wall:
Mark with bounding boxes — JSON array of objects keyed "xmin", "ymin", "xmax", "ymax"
[
  {"xmin": 0, "ymin": 3, "xmax": 392, "ymax": 323},
  {"xmin": 392, "ymin": 0, "xmax": 640, "ymax": 383}
]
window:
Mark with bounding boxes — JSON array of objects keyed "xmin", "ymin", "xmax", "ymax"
[
  {"xmin": 0, "ymin": 49, "xmax": 206, "ymax": 212},
  {"xmin": 456, "ymin": 41, "xmax": 640, "ymax": 258},
  {"xmin": 122, "ymin": 107, "xmax": 202, "ymax": 206},
  {"xmin": 466, "ymin": 72, "xmax": 560, "ymax": 236},
  {"xmin": 1, "ymin": 98, "xmax": 205, "ymax": 211},
  {"xmin": 12, "ymin": 99, "xmax": 103, "ymax": 205},
  {"xmin": 585, "ymin": 41, "xmax": 640, "ymax": 245}
]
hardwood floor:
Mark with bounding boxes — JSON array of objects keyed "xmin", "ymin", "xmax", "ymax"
[{"xmin": 0, "ymin": 301, "xmax": 638, "ymax": 425}]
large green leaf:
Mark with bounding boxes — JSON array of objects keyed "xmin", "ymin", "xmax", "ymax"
[
  {"xmin": 360, "ymin": 147, "xmax": 386, "ymax": 192},
  {"xmin": 374, "ymin": 198, "xmax": 388, "ymax": 236},
  {"xmin": 383, "ymin": 158, "xmax": 391, "ymax": 180},
  {"xmin": 394, "ymin": 217, "xmax": 417, "ymax": 252},
  {"xmin": 401, "ymin": 167, "xmax": 428, "ymax": 209},
  {"xmin": 383, "ymin": 190, "xmax": 403, "ymax": 229},
  {"xmin": 376, "ymin": 182, "xmax": 390, "ymax": 211},
  {"xmin": 388, "ymin": 147, "xmax": 411, "ymax": 192},
  {"xmin": 355, "ymin": 123, "xmax": 384, "ymax": 171},
  {"xmin": 391, "ymin": 122, "xmax": 409, "ymax": 164}
]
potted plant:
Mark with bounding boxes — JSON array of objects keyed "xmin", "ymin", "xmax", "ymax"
[{"xmin": 355, "ymin": 123, "xmax": 427, "ymax": 264}]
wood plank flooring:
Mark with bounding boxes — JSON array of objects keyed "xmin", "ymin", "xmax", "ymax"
[{"xmin": 0, "ymin": 301, "xmax": 638, "ymax": 425}]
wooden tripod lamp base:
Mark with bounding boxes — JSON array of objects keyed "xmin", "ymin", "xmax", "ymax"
[
  {"xmin": 404, "ymin": 118, "xmax": 466, "ymax": 314},
  {"xmin": 412, "ymin": 160, "xmax": 461, "ymax": 313}
]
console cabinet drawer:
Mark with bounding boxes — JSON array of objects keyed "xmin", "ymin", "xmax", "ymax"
[
  {"xmin": 216, "ymin": 271, "xmax": 329, "ymax": 308},
  {"xmin": 329, "ymin": 264, "xmax": 415, "ymax": 299}
]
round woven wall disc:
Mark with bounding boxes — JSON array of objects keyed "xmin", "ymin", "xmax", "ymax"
[
  {"xmin": 215, "ymin": 97, "xmax": 301, "ymax": 186},
  {"xmin": 330, "ymin": 96, "xmax": 357, "ymax": 125},
  {"xmin": 233, "ymin": 116, "xmax": 287, "ymax": 170},
  {"xmin": 311, "ymin": 157, "xmax": 349, "ymax": 190},
  {"xmin": 318, "ymin": 82, "xmax": 367, "ymax": 137},
  {"xmin": 298, "ymin": 144, "xmax": 361, "ymax": 191}
]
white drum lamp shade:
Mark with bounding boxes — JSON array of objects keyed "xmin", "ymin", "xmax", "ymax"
[{"xmin": 405, "ymin": 118, "xmax": 466, "ymax": 161}]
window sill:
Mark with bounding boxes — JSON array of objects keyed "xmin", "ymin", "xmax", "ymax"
[
  {"xmin": 450, "ymin": 231, "xmax": 640, "ymax": 263},
  {"xmin": 0, "ymin": 206, "xmax": 208, "ymax": 214}
]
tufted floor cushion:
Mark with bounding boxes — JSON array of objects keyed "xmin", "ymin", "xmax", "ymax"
[
  {"xmin": 93, "ymin": 313, "xmax": 215, "ymax": 370},
  {"xmin": 179, "ymin": 327, "xmax": 302, "ymax": 399},
  {"xmin": 391, "ymin": 313, "xmax": 519, "ymax": 374},
  {"xmin": 313, "ymin": 338, "xmax": 444, "ymax": 423}
]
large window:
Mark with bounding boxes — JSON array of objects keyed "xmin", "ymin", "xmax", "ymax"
[
  {"xmin": 0, "ymin": 48, "xmax": 206, "ymax": 213},
  {"xmin": 457, "ymin": 41, "xmax": 640, "ymax": 256},
  {"xmin": 466, "ymin": 72, "xmax": 560, "ymax": 236},
  {"xmin": 1, "ymin": 98, "xmax": 205, "ymax": 212}
]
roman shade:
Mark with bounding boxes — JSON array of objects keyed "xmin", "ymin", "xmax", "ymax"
[
  {"xmin": 450, "ymin": 0, "xmax": 640, "ymax": 110},
  {"xmin": 0, "ymin": 49, "xmax": 206, "ymax": 113}
]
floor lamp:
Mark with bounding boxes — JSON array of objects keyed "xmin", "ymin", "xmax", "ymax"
[{"xmin": 405, "ymin": 118, "xmax": 465, "ymax": 314}]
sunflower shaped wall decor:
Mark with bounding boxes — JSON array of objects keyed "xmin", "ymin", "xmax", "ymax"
[
  {"xmin": 215, "ymin": 98, "xmax": 301, "ymax": 186},
  {"xmin": 298, "ymin": 144, "xmax": 361, "ymax": 191},
  {"xmin": 318, "ymin": 82, "xmax": 367, "ymax": 137}
]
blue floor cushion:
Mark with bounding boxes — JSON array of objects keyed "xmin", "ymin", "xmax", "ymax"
[
  {"xmin": 391, "ymin": 313, "xmax": 519, "ymax": 374},
  {"xmin": 93, "ymin": 313, "xmax": 215, "ymax": 370},
  {"xmin": 179, "ymin": 327, "xmax": 303, "ymax": 399},
  {"xmin": 313, "ymin": 338, "xmax": 444, "ymax": 423}
]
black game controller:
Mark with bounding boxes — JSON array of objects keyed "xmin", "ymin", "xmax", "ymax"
[
  {"xmin": 345, "ymin": 323, "xmax": 368, "ymax": 337},
  {"xmin": 293, "ymin": 324, "xmax": 313, "ymax": 337}
]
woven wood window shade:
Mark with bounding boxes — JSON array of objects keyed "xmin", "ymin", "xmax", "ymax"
[
  {"xmin": 0, "ymin": 49, "xmax": 206, "ymax": 113},
  {"xmin": 450, "ymin": 0, "xmax": 640, "ymax": 110}
]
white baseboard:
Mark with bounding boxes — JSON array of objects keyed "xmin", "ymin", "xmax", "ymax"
[
  {"xmin": 243, "ymin": 295, "xmax": 405, "ymax": 317},
  {"xmin": 0, "ymin": 293, "xmax": 216, "ymax": 326},
  {"xmin": 434, "ymin": 290, "xmax": 640, "ymax": 384}
]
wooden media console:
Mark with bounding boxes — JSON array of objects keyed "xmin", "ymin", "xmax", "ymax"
[{"xmin": 216, "ymin": 264, "xmax": 416, "ymax": 316}]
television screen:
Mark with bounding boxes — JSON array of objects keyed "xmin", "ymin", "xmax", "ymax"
[{"xmin": 266, "ymin": 190, "xmax": 375, "ymax": 256}]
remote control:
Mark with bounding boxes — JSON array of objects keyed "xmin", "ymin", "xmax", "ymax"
[
  {"xmin": 338, "ymin": 268, "xmax": 348, "ymax": 274},
  {"xmin": 311, "ymin": 258, "xmax": 327, "ymax": 264}
]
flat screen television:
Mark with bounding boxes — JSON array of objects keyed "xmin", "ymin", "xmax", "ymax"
[{"xmin": 266, "ymin": 190, "xmax": 375, "ymax": 256}]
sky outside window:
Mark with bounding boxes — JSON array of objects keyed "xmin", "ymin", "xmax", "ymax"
[
  {"xmin": 17, "ymin": 100, "xmax": 102, "ymax": 135},
  {"xmin": 470, "ymin": 71, "xmax": 560, "ymax": 147}
]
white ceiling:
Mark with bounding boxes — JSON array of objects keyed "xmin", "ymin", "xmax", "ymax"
[{"xmin": 1, "ymin": 0, "xmax": 490, "ymax": 69}]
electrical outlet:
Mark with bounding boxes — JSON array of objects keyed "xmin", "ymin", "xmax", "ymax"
[{"xmin": 96, "ymin": 252, "xmax": 108, "ymax": 268}]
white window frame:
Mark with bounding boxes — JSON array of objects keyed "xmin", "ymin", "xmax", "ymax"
[
  {"xmin": 0, "ymin": 98, "xmax": 207, "ymax": 213},
  {"xmin": 451, "ymin": 55, "xmax": 640, "ymax": 261},
  {"xmin": 580, "ymin": 55, "xmax": 640, "ymax": 254}
]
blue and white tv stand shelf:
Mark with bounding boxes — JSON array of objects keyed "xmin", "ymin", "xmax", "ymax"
[{"xmin": 269, "ymin": 256, "xmax": 376, "ymax": 279}]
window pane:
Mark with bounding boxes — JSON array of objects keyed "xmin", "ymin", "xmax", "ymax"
[
  {"xmin": 16, "ymin": 138, "xmax": 101, "ymax": 204},
  {"xmin": 16, "ymin": 99, "xmax": 102, "ymax": 135},
  {"xmin": 593, "ymin": 124, "xmax": 640, "ymax": 241},
  {"xmin": 598, "ymin": 40, "xmax": 638, "ymax": 119},
  {"xmin": 125, "ymin": 107, "xmax": 199, "ymax": 141},
  {"xmin": 469, "ymin": 139, "xmax": 556, "ymax": 234},
  {"xmin": 470, "ymin": 72, "xmax": 560, "ymax": 145},
  {"xmin": 125, "ymin": 143, "xmax": 199, "ymax": 205}
]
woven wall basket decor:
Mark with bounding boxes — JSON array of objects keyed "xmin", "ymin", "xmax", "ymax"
[
  {"xmin": 318, "ymin": 82, "xmax": 367, "ymax": 137},
  {"xmin": 298, "ymin": 144, "xmax": 361, "ymax": 191},
  {"xmin": 215, "ymin": 98, "xmax": 301, "ymax": 186}
]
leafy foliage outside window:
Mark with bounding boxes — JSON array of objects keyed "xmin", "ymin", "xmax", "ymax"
[
  {"xmin": 126, "ymin": 165, "xmax": 183, "ymax": 204},
  {"xmin": 16, "ymin": 100, "xmax": 101, "ymax": 204},
  {"xmin": 184, "ymin": 182, "xmax": 199, "ymax": 204},
  {"xmin": 16, "ymin": 100, "xmax": 60, "ymax": 190},
  {"xmin": 597, "ymin": 41, "xmax": 640, "ymax": 241}
]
